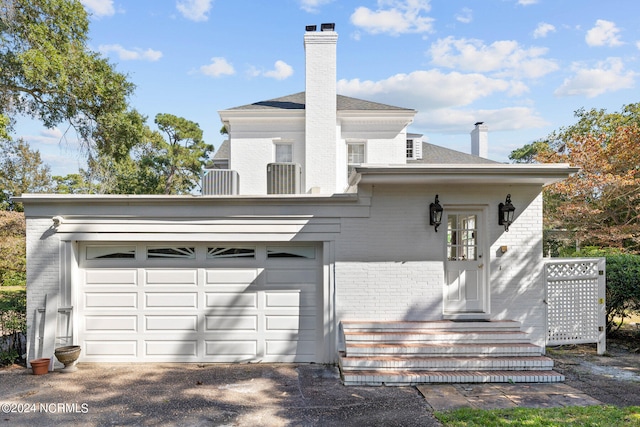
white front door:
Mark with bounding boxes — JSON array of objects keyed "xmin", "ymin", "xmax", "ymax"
[{"xmin": 444, "ymin": 210, "xmax": 487, "ymax": 317}]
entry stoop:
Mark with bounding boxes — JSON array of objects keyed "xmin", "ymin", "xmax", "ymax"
[{"xmin": 338, "ymin": 320, "xmax": 564, "ymax": 386}]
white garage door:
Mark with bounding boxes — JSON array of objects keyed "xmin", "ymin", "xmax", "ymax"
[{"xmin": 77, "ymin": 243, "xmax": 322, "ymax": 362}]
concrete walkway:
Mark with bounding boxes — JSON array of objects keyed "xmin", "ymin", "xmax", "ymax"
[
  {"xmin": 418, "ymin": 383, "xmax": 601, "ymax": 411},
  {"xmin": 0, "ymin": 363, "xmax": 604, "ymax": 426}
]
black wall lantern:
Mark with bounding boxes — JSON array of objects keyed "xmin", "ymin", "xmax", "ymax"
[
  {"xmin": 498, "ymin": 194, "xmax": 516, "ymax": 231},
  {"xmin": 430, "ymin": 195, "xmax": 444, "ymax": 232}
]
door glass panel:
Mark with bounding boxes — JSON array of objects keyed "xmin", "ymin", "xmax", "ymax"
[{"xmin": 447, "ymin": 214, "xmax": 478, "ymax": 261}]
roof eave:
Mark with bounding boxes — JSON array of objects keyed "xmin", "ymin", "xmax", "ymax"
[{"xmin": 350, "ymin": 164, "xmax": 579, "ymax": 186}]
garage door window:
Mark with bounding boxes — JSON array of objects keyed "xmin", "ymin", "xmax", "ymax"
[
  {"xmin": 267, "ymin": 246, "xmax": 315, "ymax": 259},
  {"xmin": 207, "ymin": 247, "xmax": 256, "ymax": 259},
  {"xmin": 86, "ymin": 245, "xmax": 136, "ymax": 260},
  {"xmin": 147, "ymin": 246, "xmax": 196, "ymax": 259}
]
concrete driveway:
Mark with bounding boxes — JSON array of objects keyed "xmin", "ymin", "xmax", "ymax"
[{"xmin": 0, "ymin": 363, "xmax": 439, "ymax": 426}]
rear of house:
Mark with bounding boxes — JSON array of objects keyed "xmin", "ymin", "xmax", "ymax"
[{"xmin": 19, "ymin": 24, "xmax": 579, "ymax": 384}]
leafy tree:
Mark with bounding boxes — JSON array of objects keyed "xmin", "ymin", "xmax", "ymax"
[
  {"xmin": 52, "ymin": 173, "xmax": 93, "ymax": 194},
  {"xmin": 77, "ymin": 114, "xmax": 212, "ymax": 195},
  {"xmin": 153, "ymin": 113, "xmax": 213, "ymax": 194},
  {"xmin": 0, "ymin": 0, "xmax": 140, "ymax": 157},
  {"xmin": 522, "ymin": 103, "xmax": 640, "ymax": 252},
  {"xmin": 0, "ymin": 138, "xmax": 52, "ymax": 210},
  {"xmin": 508, "ymin": 141, "xmax": 548, "ymax": 164}
]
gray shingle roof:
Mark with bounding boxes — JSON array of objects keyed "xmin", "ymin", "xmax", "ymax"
[
  {"xmin": 226, "ymin": 92, "xmax": 414, "ymax": 112},
  {"xmin": 408, "ymin": 142, "xmax": 500, "ymax": 165}
]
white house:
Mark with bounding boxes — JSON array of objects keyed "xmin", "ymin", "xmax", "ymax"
[{"xmin": 19, "ymin": 24, "xmax": 579, "ymax": 385}]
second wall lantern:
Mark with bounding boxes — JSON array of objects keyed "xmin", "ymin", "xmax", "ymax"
[
  {"xmin": 499, "ymin": 194, "xmax": 516, "ymax": 231},
  {"xmin": 430, "ymin": 195, "xmax": 444, "ymax": 232}
]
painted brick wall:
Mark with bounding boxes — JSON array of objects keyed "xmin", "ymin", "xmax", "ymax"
[
  {"xmin": 334, "ymin": 184, "xmax": 548, "ymax": 347},
  {"xmin": 335, "ymin": 261, "xmax": 444, "ymax": 320},
  {"xmin": 25, "ymin": 217, "xmax": 61, "ymax": 361}
]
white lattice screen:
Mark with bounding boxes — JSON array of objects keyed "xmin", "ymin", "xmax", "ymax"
[{"xmin": 545, "ymin": 258, "xmax": 606, "ymax": 354}]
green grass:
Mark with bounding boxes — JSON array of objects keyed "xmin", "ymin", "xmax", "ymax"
[
  {"xmin": 0, "ymin": 286, "xmax": 26, "ymax": 312},
  {"xmin": 435, "ymin": 405, "xmax": 640, "ymax": 427}
]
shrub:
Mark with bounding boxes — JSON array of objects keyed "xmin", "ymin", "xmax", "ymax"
[{"xmin": 604, "ymin": 254, "xmax": 640, "ymax": 333}]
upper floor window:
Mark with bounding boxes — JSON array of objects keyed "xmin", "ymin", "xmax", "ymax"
[
  {"xmin": 347, "ymin": 142, "xmax": 365, "ymax": 175},
  {"xmin": 406, "ymin": 139, "xmax": 414, "ymax": 159},
  {"xmin": 275, "ymin": 143, "xmax": 293, "ymax": 163}
]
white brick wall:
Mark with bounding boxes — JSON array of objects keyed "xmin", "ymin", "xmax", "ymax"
[
  {"xmin": 336, "ymin": 261, "xmax": 444, "ymax": 320},
  {"xmin": 334, "ymin": 184, "xmax": 548, "ymax": 346},
  {"xmin": 25, "ymin": 217, "xmax": 61, "ymax": 361}
]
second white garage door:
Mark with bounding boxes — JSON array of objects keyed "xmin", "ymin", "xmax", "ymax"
[{"xmin": 77, "ymin": 243, "xmax": 322, "ymax": 362}]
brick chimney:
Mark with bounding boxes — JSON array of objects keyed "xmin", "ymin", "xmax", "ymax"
[
  {"xmin": 304, "ymin": 23, "xmax": 338, "ymax": 193},
  {"xmin": 471, "ymin": 122, "xmax": 488, "ymax": 158}
]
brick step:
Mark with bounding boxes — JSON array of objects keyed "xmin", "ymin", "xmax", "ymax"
[
  {"xmin": 339, "ymin": 355, "xmax": 555, "ymax": 371},
  {"xmin": 341, "ymin": 320, "xmax": 522, "ymax": 332},
  {"xmin": 344, "ymin": 342, "xmax": 543, "ymax": 357},
  {"xmin": 341, "ymin": 370, "xmax": 565, "ymax": 386},
  {"xmin": 344, "ymin": 330, "xmax": 529, "ymax": 344}
]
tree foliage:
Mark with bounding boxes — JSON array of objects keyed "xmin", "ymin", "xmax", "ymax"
[
  {"xmin": 0, "ymin": 211, "xmax": 26, "ymax": 287},
  {"xmin": 0, "ymin": 0, "xmax": 140, "ymax": 157},
  {"xmin": 61, "ymin": 113, "xmax": 213, "ymax": 195},
  {"xmin": 514, "ymin": 104, "xmax": 640, "ymax": 253},
  {"xmin": 0, "ymin": 138, "xmax": 52, "ymax": 210}
]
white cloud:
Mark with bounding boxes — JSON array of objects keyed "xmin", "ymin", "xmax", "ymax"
[
  {"xmin": 176, "ymin": 0, "xmax": 212, "ymax": 22},
  {"xmin": 413, "ymin": 106, "xmax": 547, "ymax": 134},
  {"xmin": 199, "ymin": 57, "xmax": 235, "ymax": 77},
  {"xmin": 554, "ymin": 57, "xmax": 636, "ymax": 98},
  {"xmin": 299, "ymin": 0, "xmax": 334, "ymax": 13},
  {"xmin": 517, "ymin": 0, "xmax": 538, "ymax": 5},
  {"xmin": 80, "ymin": 0, "xmax": 115, "ymax": 17},
  {"xmin": 247, "ymin": 61, "xmax": 294, "ymax": 80},
  {"xmin": 263, "ymin": 61, "xmax": 294, "ymax": 80},
  {"xmin": 337, "ymin": 69, "xmax": 513, "ymax": 110},
  {"xmin": 585, "ymin": 19, "xmax": 623, "ymax": 47},
  {"xmin": 429, "ymin": 37, "xmax": 558, "ymax": 79},
  {"xmin": 98, "ymin": 44, "xmax": 163, "ymax": 61},
  {"xmin": 533, "ymin": 22, "xmax": 555, "ymax": 39},
  {"xmin": 455, "ymin": 7, "xmax": 472, "ymax": 24},
  {"xmin": 350, "ymin": 0, "xmax": 434, "ymax": 35}
]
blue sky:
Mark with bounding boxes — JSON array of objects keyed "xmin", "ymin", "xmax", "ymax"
[{"xmin": 17, "ymin": 0, "xmax": 640, "ymax": 176}]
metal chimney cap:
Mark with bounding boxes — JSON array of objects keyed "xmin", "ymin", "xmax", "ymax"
[
  {"xmin": 305, "ymin": 25, "xmax": 317, "ymax": 32},
  {"xmin": 474, "ymin": 121, "xmax": 484, "ymax": 126},
  {"xmin": 321, "ymin": 23, "xmax": 335, "ymax": 31}
]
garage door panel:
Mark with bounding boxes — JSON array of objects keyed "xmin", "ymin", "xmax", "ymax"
[
  {"xmin": 205, "ymin": 315, "xmax": 257, "ymax": 331},
  {"xmin": 266, "ymin": 315, "xmax": 315, "ymax": 331},
  {"xmin": 85, "ymin": 269, "xmax": 137, "ymax": 285},
  {"xmin": 206, "ymin": 292, "xmax": 257, "ymax": 308},
  {"xmin": 265, "ymin": 340, "xmax": 314, "ymax": 357},
  {"xmin": 145, "ymin": 292, "xmax": 198, "ymax": 308},
  {"xmin": 145, "ymin": 315, "xmax": 198, "ymax": 331},
  {"xmin": 85, "ymin": 316, "xmax": 137, "ymax": 332},
  {"xmin": 146, "ymin": 269, "xmax": 197, "ymax": 285},
  {"xmin": 205, "ymin": 340, "xmax": 257, "ymax": 356},
  {"xmin": 145, "ymin": 341, "xmax": 197, "ymax": 356},
  {"xmin": 84, "ymin": 340, "xmax": 137, "ymax": 357},
  {"xmin": 205, "ymin": 269, "xmax": 259, "ymax": 284},
  {"xmin": 266, "ymin": 269, "xmax": 318, "ymax": 284},
  {"xmin": 85, "ymin": 293, "xmax": 137, "ymax": 309},
  {"xmin": 265, "ymin": 291, "xmax": 317, "ymax": 308}
]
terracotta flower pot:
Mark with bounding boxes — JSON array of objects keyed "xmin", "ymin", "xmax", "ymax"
[{"xmin": 30, "ymin": 358, "xmax": 50, "ymax": 375}]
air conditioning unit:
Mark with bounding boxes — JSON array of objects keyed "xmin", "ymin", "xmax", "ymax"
[
  {"xmin": 201, "ymin": 169, "xmax": 239, "ymax": 195},
  {"xmin": 267, "ymin": 163, "xmax": 301, "ymax": 194}
]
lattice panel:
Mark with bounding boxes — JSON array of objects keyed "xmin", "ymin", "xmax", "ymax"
[
  {"xmin": 546, "ymin": 260, "xmax": 602, "ymax": 345},
  {"xmin": 546, "ymin": 261, "xmax": 599, "ymax": 280}
]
